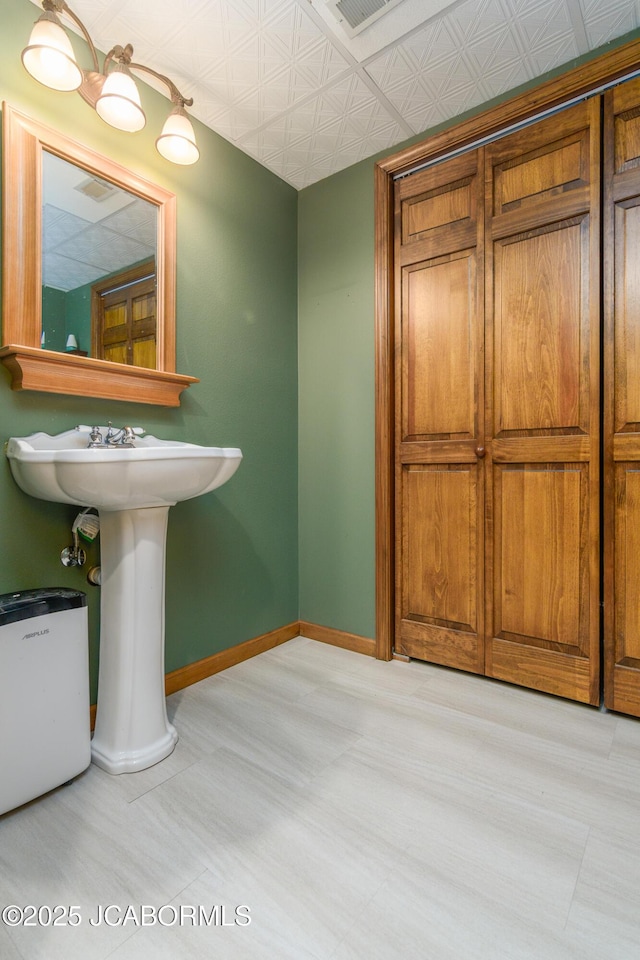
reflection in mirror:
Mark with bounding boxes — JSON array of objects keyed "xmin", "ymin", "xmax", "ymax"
[{"xmin": 42, "ymin": 151, "xmax": 158, "ymax": 366}]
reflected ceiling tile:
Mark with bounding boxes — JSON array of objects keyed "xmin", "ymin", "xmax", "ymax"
[
  {"xmin": 105, "ymin": 201, "xmax": 157, "ymax": 245},
  {"xmin": 43, "ymin": 252, "xmax": 107, "ymax": 292},
  {"xmin": 90, "ymin": 236, "xmax": 155, "ymax": 274},
  {"xmin": 42, "ymin": 206, "xmax": 92, "ymax": 250}
]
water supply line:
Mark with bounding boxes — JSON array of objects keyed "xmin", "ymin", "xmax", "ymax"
[{"xmin": 60, "ymin": 507, "xmax": 100, "ymax": 568}]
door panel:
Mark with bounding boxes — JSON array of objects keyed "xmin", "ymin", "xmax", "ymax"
[
  {"xmin": 494, "ymin": 464, "xmax": 586, "ymax": 651},
  {"xmin": 404, "ymin": 466, "xmax": 477, "ymax": 628},
  {"xmin": 493, "ymin": 222, "xmax": 585, "ymax": 435},
  {"xmin": 395, "ymin": 150, "xmax": 485, "ymax": 672},
  {"xmin": 614, "ymin": 466, "xmax": 640, "ymax": 659},
  {"xmin": 400, "ymin": 463, "xmax": 481, "ymax": 671},
  {"xmin": 491, "ymin": 127, "xmax": 590, "ymax": 217},
  {"xmin": 614, "ymin": 201, "xmax": 640, "ymax": 430},
  {"xmin": 604, "ymin": 77, "xmax": 640, "ymax": 715},
  {"xmin": 403, "ymin": 255, "xmax": 476, "ymax": 440},
  {"xmin": 403, "ymin": 179, "xmax": 474, "ymax": 241},
  {"xmin": 485, "ymin": 100, "xmax": 600, "ymax": 704}
]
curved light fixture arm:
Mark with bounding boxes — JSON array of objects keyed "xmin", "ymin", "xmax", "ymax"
[
  {"xmin": 103, "ymin": 44, "xmax": 194, "ymax": 108},
  {"xmin": 129, "ymin": 60, "xmax": 193, "ymax": 108},
  {"xmin": 103, "ymin": 43, "xmax": 131, "ymax": 72}
]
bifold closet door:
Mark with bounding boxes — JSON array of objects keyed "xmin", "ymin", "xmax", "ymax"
[
  {"xmin": 604, "ymin": 77, "xmax": 640, "ymax": 718},
  {"xmin": 395, "ymin": 100, "xmax": 601, "ymax": 704},
  {"xmin": 394, "ymin": 150, "xmax": 486, "ymax": 672},
  {"xmin": 483, "ymin": 100, "xmax": 601, "ymax": 704}
]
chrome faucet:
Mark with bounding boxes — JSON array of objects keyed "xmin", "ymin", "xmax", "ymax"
[
  {"xmin": 106, "ymin": 423, "xmax": 137, "ymax": 447},
  {"xmin": 88, "ymin": 423, "xmax": 137, "ymax": 448}
]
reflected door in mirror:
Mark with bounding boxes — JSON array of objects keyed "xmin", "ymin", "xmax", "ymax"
[
  {"xmin": 41, "ymin": 151, "xmax": 157, "ymax": 363},
  {"xmin": 92, "ymin": 260, "xmax": 157, "ymax": 368}
]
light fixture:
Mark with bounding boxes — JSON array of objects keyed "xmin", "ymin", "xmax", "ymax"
[
  {"xmin": 21, "ymin": 8, "xmax": 82, "ymax": 91},
  {"xmin": 21, "ymin": 0, "xmax": 199, "ymax": 165},
  {"xmin": 96, "ymin": 56, "xmax": 145, "ymax": 133},
  {"xmin": 156, "ymin": 104, "xmax": 200, "ymax": 165}
]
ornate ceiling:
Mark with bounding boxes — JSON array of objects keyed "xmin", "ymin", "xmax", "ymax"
[{"xmin": 26, "ymin": 0, "xmax": 640, "ymax": 188}]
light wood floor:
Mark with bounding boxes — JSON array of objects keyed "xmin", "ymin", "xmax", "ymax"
[{"xmin": 1, "ymin": 636, "xmax": 639, "ymax": 959}]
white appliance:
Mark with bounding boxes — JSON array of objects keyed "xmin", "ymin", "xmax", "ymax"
[{"xmin": 0, "ymin": 588, "xmax": 90, "ymax": 816}]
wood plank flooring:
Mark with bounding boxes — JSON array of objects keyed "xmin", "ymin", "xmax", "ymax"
[{"xmin": 1, "ymin": 636, "xmax": 638, "ymax": 959}]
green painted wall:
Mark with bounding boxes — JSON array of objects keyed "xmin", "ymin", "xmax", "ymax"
[
  {"xmin": 297, "ymin": 163, "xmax": 376, "ymax": 638},
  {"xmin": 62, "ymin": 279, "xmax": 92, "ymax": 353},
  {"xmin": 1, "ymin": 0, "xmax": 298, "ymax": 701},
  {"xmin": 42, "ymin": 286, "xmax": 67, "ymax": 351}
]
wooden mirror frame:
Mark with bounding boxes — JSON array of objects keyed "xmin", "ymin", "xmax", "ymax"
[{"xmin": 1, "ymin": 103, "xmax": 197, "ymax": 406}]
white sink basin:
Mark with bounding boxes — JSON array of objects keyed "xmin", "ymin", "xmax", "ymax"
[
  {"xmin": 6, "ymin": 425, "xmax": 242, "ymax": 510},
  {"xmin": 5, "ymin": 425, "xmax": 242, "ymax": 775}
]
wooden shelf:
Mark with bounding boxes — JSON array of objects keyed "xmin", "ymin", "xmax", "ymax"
[{"xmin": 0, "ymin": 345, "xmax": 198, "ymax": 407}]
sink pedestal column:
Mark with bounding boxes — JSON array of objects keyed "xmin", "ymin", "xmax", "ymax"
[{"xmin": 91, "ymin": 506, "xmax": 178, "ymax": 774}]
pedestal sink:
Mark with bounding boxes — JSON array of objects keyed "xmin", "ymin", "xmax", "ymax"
[{"xmin": 6, "ymin": 425, "xmax": 242, "ymax": 774}]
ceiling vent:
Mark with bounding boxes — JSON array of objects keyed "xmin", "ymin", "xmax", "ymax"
[
  {"xmin": 325, "ymin": 0, "xmax": 407, "ymax": 37},
  {"xmin": 74, "ymin": 176, "xmax": 117, "ymax": 202}
]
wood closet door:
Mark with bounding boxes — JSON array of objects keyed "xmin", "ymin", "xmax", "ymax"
[
  {"xmin": 395, "ymin": 100, "xmax": 601, "ymax": 704},
  {"xmin": 395, "ymin": 150, "xmax": 485, "ymax": 672},
  {"xmin": 485, "ymin": 100, "xmax": 601, "ymax": 703},
  {"xmin": 604, "ymin": 77, "xmax": 640, "ymax": 717}
]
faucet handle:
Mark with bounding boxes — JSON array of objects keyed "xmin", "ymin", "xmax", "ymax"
[{"xmin": 88, "ymin": 426, "xmax": 104, "ymax": 447}]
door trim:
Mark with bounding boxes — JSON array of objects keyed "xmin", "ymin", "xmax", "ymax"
[{"xmin": 374, "ymin": 36, "xmax": 640, "ymax": 661}]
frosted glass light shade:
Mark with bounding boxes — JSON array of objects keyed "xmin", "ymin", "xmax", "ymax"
[
  {"xmin": 96, "ymin": 67, "xmax": 145, "ymax": 132},
  {"xmin": 156, "ymin": 107, "xmax": 199, "ymax": 165},
  {"xmin": 22, "ymin": 16, "xmax": 83, "ymax": 92}
]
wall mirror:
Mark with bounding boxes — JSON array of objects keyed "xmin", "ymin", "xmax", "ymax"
[{"xmin": 1, "ymin": 103, "xmax": 197, "ymax": 405}]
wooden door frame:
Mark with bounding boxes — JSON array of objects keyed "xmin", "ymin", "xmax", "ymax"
[{"xmin": 374, "ymin": 36, "xmax": 640, "ymax": 661}]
